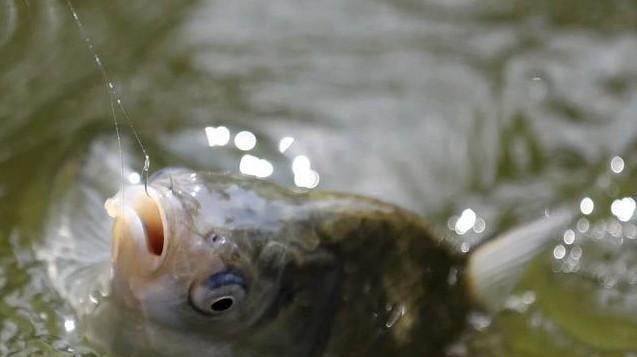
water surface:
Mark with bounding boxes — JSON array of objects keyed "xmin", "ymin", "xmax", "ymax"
[{"xmin": 1, "ymin": 0, "xmax": 637, "ymax": 355}]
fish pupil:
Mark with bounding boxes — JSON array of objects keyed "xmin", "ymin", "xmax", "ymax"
[{"xmin": 211, "ymin": 297, "xmax": 234, "ymax": 312}]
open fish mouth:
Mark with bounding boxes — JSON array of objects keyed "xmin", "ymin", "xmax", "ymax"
[{"xmin": 105, "ymin": 185, "xmax": 168, "ymax": 274}]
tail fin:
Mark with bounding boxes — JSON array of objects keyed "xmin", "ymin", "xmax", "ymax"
[{"xmin": 467, "ymin": 208, "xmax": 574, "ymax": 310}]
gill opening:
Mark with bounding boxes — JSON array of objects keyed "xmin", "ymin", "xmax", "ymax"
[{"xmin": 64, "ymin": 0, "xmax": 152, "ymax": 201}]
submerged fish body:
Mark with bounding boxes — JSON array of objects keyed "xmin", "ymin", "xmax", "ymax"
[{"xmin": 39, "ymin": 143, "xmax": 572, "ymax": 356}]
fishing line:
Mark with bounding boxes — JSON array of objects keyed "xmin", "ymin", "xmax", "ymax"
[{"xmin": 64, "ymin": 0, "xmax": 151, "ymax": 195}]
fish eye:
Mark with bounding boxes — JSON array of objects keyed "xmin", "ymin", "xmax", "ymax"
[
  {"xmin": 210, "ymin": 296, "xmax": 235, "ymax": 312},
  {"xmin": 190, "ymin": 270, "xmax": 247, "ymax": 316}
]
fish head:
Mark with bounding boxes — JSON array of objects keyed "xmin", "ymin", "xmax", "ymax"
[{"xmin": 103, "ymin": 168, "xmax": 338, "ymax": 350}]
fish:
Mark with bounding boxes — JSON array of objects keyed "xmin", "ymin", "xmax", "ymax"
[{"xmin": 39, "ymin": 142, "xmax": 573, "ymax": 356}]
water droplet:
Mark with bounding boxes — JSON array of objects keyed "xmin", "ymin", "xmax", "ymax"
[
  {"xmin": 294, "ymin": 169, "xmax": 320, "ymax": 189},
  {"xmin": 579, "ymin": 197, "xmax": 594, "ymax": 215},
  {"xmin": 239, "ymin": 155, "xmax": 273, "ymax": 178},
  {"xmin": 278, "ymin": 137, "xmax": 295, "ymax": 153},
  {"xmin": 455, "ymin": 209, "xmax": 476, "ymax": 235},
  {"xmin": 611, "ymin": 197, "xmax": 636, "ymax": 222},
  {"xmin": 563, "ymin": 230, "xmax": 575, "ymax": 245},
  {"xmin": 205, "ymin": 126, "xmax": 230, "ymax": 147},
  {"xmin": 610, "ymin": 156, "xmax": 625, "ymax": 174},
  {"xmin": 128, "ymin": 172, "xmax": 141, "ymax": 184},
  {"xmin": 292, "ymin": 155, "xmax": 311, "ymax": 173},
  {"xmin": 292, "ymin": 155, "xmax": 319, "ymax": 188},
  {"xmin": 64, "ymin": 318, "xmax": 75, "ymax": 332},
  {"xmin": 553, "ymin": 244, "xmax": 566, "ymax": 259},
  {"xmin": 234, "ymin": 131, "xmax": 257, "ymax": 151}
]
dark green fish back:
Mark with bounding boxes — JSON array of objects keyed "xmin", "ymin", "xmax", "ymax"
[{"xmin": 305, "ymin": 192, "xmax": 471, "ymax": 356}]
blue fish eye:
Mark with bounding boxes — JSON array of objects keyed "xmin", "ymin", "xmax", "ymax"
[{"xmin": 190, "ymin": 270, "xmax": 247, "ymax": 316}]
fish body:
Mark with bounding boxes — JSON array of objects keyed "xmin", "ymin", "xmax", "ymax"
[{"xmin": 39, "ymin": 143, "xmax": 571, "ymax": 356}]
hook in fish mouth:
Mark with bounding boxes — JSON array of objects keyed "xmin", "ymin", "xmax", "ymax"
[{"xmin": 105, "ymin": 185, "xmax": 168, "ymax": 274}]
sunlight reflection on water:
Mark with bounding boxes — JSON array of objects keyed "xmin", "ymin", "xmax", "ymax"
[{"xmin": 204, "ymin": 126, "xmax": 321, "ymax": 188}]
